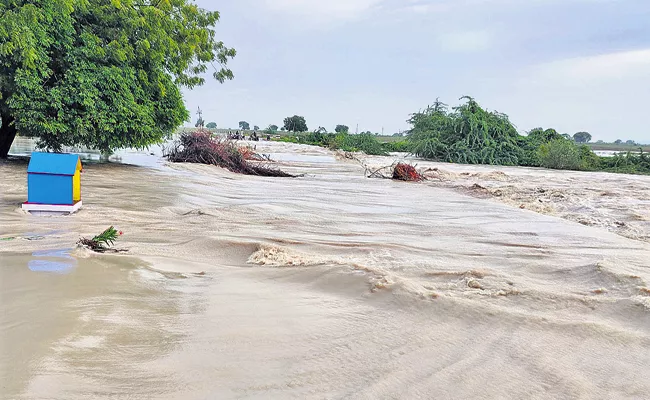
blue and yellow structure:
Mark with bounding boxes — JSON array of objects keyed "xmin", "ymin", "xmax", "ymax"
[{"xmin": 23, "ymin": 153, "xmax": 83, "ymax": 212}]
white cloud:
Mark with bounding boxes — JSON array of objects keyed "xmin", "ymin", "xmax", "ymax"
[
  {"xmin": 530, "ymin": 49, "xmax": 650, "ymax": 85},
  {"xmin": 263, "ymin": 0, "xmax": 383, "ymax": 19},
  {"xmin": 438, "ymin": 30, "xmax": 493, "ymax": 52},
  {"xmin": 489, "ymin": 48, "xmax": 650, "ymax": 141}
]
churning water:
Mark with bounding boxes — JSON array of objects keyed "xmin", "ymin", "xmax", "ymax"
[{"xmin": 1, "ymin": 141, "xmax": 650, "ymax": 399}]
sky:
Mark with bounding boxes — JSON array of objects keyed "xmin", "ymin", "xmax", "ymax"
[{"xmin": 184, "ymin": 0, "xmax": 650, "ymax": 143}]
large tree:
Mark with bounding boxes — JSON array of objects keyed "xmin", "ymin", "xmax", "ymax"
[
  {"xmin": 0, "ymin": 0, "xmax": 235, "ymax": 158},
  {"xmin": 283, "ymin": 115, "xmax": 307, "ymax": 132},
  {"xmin": 573, "ymin": 131, "xmax": 592, "ymax": 143},
  {"xmin": 238, "ymin": 121, "xmax": 250, "ymax": 130},
  {"xmin": 335, "ymin": 124, "xmax": 349, "ymax": 134}
]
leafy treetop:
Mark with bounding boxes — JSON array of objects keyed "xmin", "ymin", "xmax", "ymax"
[
  {"xmin": 407, "ymin": 96, "xmax": 523, "ymax": 165},
  {"xmin": 283, "ymin": 115, "xmax": 307, "ymax": 132},
  {"xmin": 573, "ymin": 132, "xmax": 592, "ymax": 143},
  {"xmin": 0, "ymin": 0, "xmax": 235, "ymax": 157},
  {"xmin": 335, "ymin": 124, "xmax": 349, "ymax": 133}
]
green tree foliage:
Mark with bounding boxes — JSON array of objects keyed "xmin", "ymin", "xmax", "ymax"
[
  {"xmin": 408, "ymin": 97, "xmax": 522, "ymax": 165},
  {"xmin": 238, "ymin": 121, "xmax": 250, "ymax": 130},
  {"xmin": 519, "ymin": 127, "xmax": 565, "ymax": 166},
  {"xmin": 382, "ymin": 140, "xmax": 410, "ymax": 152},
  {"xmin": 577, "ymin": 143, "xmax": 601, "ymax": 170},
  {"xmin": 314, "ymin": 126, "xmax": 327, "ymax": 134},
  {"xmin": 526, "ymin": 128, "xmax": 563, "ymax": 143},
  {"xmin": 206, "ymin": 122, "xmax": 217, "ymax": 129},
  {"xmin": 406, "ymin": 97, "xmax": 650, "ymax": 174},
  {"xmin": 615, "ymin": 139, "xmax": 623, "ymax": 144},
  {"xmin": 335, "ymin": 124, "xmax": 349, "ymax": 134},
  {"xmin": 280, "ymin": 131, "xmax": 388, "ymax": 156},
  {"xmin": 195, "ymin": 117, "xmax": 205, "ymax": 128},
  {"xmin": 253, "ymin": 125, "xmax": 259, "ymax": 131},
  {"xmin": 599, "ymin": 150, "xmax": 650, "ymax": 174},
  {"xmin": 537, "ymin": 139, "xmax": 582, "ymax": 170},
  {"xmin": 626, "ymin": 140, "xmax": 637, "ymax": 145},
  {"xmin": 332, "ymin": 133, "xmax": 387, "ymax": 155},
  {"xmin": 268, "ymin": 124, "xmax": 278, "ymax": 132},
  {"xmin": 0, "ymin": 0, "xmax": 235, "ymax": 158},
  {"xmin": 573, "ymin": 131, "xmax": 592, "ymax": 143},
  {"xmin": 283, "ymin": 115, "xmax": 307, "ymax": 132}
]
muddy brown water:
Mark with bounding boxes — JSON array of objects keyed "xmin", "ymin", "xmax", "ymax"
[{"xmin": 1, "ymin": 141, "xmax": 650, "ymax": 399}]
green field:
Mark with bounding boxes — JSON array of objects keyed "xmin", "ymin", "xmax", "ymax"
[
  {"xmin": 375, "ymin": 136, "xmax": 406, "ymax": 143},
  {"xmin": 587, "ymin": 143, "xmax": 649, "ymax": 152}
]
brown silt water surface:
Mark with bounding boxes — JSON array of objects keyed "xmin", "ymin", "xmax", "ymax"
[{"xmin": 1, "ymin": 141, "xmax": 650, "ymax": 399}]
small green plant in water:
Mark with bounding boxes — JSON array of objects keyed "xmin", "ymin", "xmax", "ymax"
[
  {"xmin": 78, "ymin": 226, "xmax": 124, "ymax": 252},
  {"xmin": 92, "ymin": 226, "xmax": 122, "ymax": 247}
]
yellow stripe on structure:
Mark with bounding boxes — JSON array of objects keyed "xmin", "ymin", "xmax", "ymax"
[{"xmin": 73, "ymin": 160, "xmax": 81, "ymax": 202}]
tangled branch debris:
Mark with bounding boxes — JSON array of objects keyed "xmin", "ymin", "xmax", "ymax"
[
  {"xmin": 165, "ymin": 130, "xmax": 292, "ymax": 177},
  {"xmin": 392, "ymin": 163, "xmax": 425, "ymax": 182},
  {"xmin": 362, "ymin": 161, "xmax": 425, "ymax": 182},
  {"xmin": 78, "ymin": 226, "xmax": 128, "ymax": 253}
]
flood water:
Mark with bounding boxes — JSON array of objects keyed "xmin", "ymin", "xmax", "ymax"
[{"xmin": 1, "ymin": 141, "xmax": 650, "ymax": 399}]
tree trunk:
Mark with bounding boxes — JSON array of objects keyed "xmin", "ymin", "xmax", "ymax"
[{"xmin": 0, "ymin": 113, "xmax": 17, "ymax": 159}]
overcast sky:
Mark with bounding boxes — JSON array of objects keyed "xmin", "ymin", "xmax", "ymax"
[{"xmin": 184, "ymin": 0, "xmax": 650, "ymax": 143}]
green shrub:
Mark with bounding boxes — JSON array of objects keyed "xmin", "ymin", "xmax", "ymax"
[
  {"xmin": 332, "ymin": 133, "xmax": 387, "ymax": 155},
  {"xmin": 404, "ymin": 97, "xmax": 648, "ymax": 175},
  {"xmin": 598, "ymin": 150, "xmax": 650, "ymax": 174},
  {"xmin": 276, "ymin": 132, "xmax": 333, "ymax": 146},
  {"xmin": 408, "ymin": 97, "xmax": 522, "ymax": 165},
  {"xmin": 519, "ymin": 128, "xmax": 565, "ymax": 166},
  {"xmin": 382, "ymin": 140, "xmax": 410, "ymax": 153},
  {"xmin": 537, "ymin": 139, "xmax": 582, "ymax": 170},
  {"xmin": 578, "ymin": 144, "xmax": 601, "ymax": 170},
  {"xmin": 273, "ymin": 132, "xmax": 387, "ymax": 156}
]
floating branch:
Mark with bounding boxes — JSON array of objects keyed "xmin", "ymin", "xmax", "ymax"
[
  {"xmin": 165, "ymin": 130, "xmax": 293, "ymax": 177},
  {"xmin": 78, "ymin": 226, "xmax": 128, "ymax": 253}
]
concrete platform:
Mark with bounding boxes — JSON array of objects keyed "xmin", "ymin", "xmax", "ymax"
[{"xmin": 22, "ymin": 201, "xmax": 83, "ymax": 215}]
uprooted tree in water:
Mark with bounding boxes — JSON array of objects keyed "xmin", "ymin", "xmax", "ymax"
[
  {"xmin": 165, "ymin": 130, "xmax": 293, "ymax": 177},
  {"xmin": 0, "ymin": 0, "xmax": 236, "ymax": 158}
]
